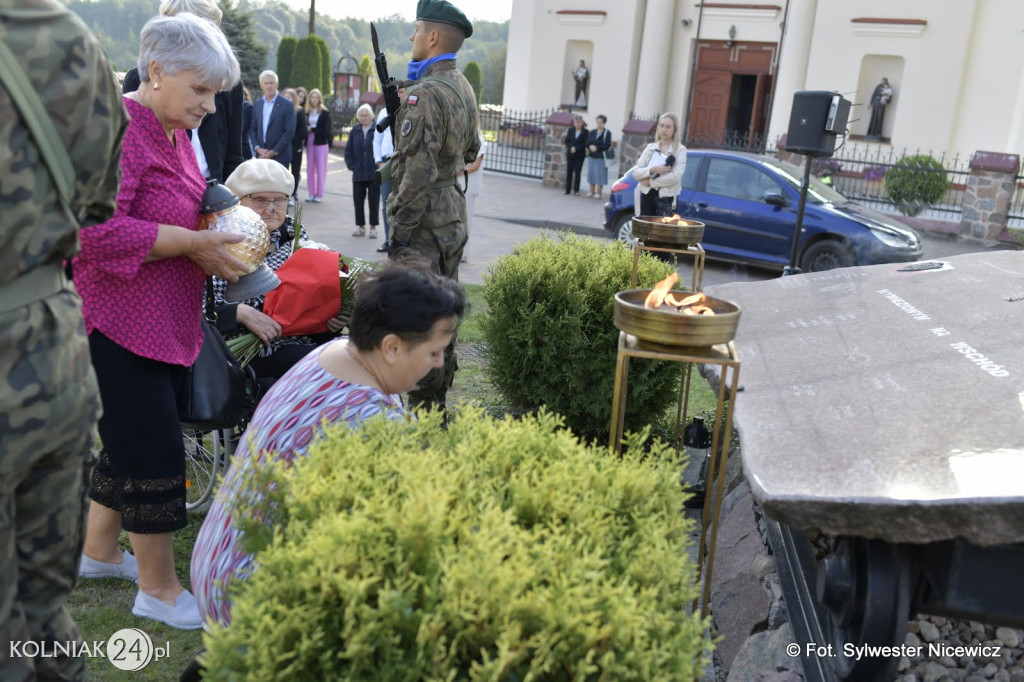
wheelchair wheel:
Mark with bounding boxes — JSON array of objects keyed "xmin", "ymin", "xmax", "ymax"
[{"xmin": 182, "ymin": 428, "xmax": 229, "ymax": 514}]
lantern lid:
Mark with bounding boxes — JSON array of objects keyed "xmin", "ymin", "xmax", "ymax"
[{"xmin": 201, "ymin": 178, "xmax": 240, "ymax": 215}]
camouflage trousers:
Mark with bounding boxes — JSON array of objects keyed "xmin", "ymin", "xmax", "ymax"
[
  {"xmin": 391, "ymin": 220, "xmax": 466, "ymax": 411},
  {"xmin": 0, "ymin": 292, "xmax": 101, "ymax": 682}
]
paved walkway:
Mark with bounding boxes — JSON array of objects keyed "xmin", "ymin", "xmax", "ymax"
[
  {"xmin": 294, "ymin": 150, "xmax": 1011, "ymax": 286},
  {"xmin": 294, "ymin": 151, "xmax": 607, "ymax": 285}
]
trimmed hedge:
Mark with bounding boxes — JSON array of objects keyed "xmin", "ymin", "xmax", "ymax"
[
  {"xmin": 480, "ymin": 233, "xmax": 679, "ymax": 443},
  {"xmin": 885, "ymin": 154, "xmax": 951, "ymax": 217},
  {"xmin": 200, "ymin": 408, "xmax": 710, "ymax": 680}
]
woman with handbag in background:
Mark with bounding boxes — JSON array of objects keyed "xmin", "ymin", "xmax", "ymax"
[
  {"xmin": 304, "ymin": 88, "xmax": 332, "ymax": 203},
  {"xmin": 586, "ymin": 114, "xmax": 612, "ymax": 200},
  {"xmin": 632, "ymin": 112, "xmax": 686, "ymax": 217},
  {"xmin": 344, "ymin": 103, "xmax": 379, "ymax": 237},
  {"xmin": 73, "ymin": 13, "xmax": 243, "ymax": 630}
]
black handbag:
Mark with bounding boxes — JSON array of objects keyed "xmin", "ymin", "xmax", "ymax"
[{"xmin": 177, "ymin": 279, "xmax": 255, "ymax": 430}]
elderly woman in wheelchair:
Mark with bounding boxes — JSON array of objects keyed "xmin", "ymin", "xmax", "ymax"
[{"xmin": 212, "ymin": 159, "xmax": 346, "ymax": 394}]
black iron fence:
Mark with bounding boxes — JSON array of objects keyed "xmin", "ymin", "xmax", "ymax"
[
  {"xmin": 1008, "ymin": 177, "xmax": 1024, "ymax": 230},
  {"xmin": 480, "ymin": 106, "xmax": 553, "ymax": 178}
]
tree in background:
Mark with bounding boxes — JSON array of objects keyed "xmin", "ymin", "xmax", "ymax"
[
  {"xmin": 276, "ymin": 36, "xmax": 298, "ymax": 87},
  {"xmin": 292, "ymin": 34, "xmax": 323, "ymax": 92},
  {"xmin": 315, "ymin": 35, "xmax": 332, "ymax": 95},
  {"xmin": 358, "ymin": 55, "xmax": 377, "ymax": 93},
  {"xmin": 462, "ymin": 61, "xmax": 482, "ymax": 105},
  {"xmin": 219, "ymin": 0, "xmax": 269, "ymax": 93},
  {"xmin": 481, "ymin": 47, "xmax": 506, "ymax": 105}
]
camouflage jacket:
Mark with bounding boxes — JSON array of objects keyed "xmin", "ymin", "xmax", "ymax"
[
  {"xmin": 0, "ymin": 0, "xmax": 127, "ymax": 288},
  {"xmin": 387, "ymin": 60, "xmax": 480, "ymax": 243}
]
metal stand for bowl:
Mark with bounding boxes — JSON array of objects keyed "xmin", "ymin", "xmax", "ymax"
[
  {"xmin": 631, "ymin": 241, "xmax": 705, "ymax": 292},
  {"xmin": 608, "ymin": 334, "xmax": 741, "ymax": 619}
]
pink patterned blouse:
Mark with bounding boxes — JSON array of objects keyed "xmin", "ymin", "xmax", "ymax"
[
  {"xmin": 191, "ymin": 340, "xmax": 406, "ymax": 627},
  {"xmin": 76, "ymin": 96, "xmax": 207, "ymax": 366}
]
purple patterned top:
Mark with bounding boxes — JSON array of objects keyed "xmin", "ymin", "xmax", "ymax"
[
  {"xmin": 191, "ymin": 340, "xmax": 406, "ymax": 626},
  {"xmin": 76, "ymin": 96, "xmax": 207, "ymax": 365}
]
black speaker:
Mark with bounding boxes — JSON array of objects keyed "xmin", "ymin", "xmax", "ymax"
[{"xmin": 785, "ymin": 91, "xmax": 850, "ymax": 157}]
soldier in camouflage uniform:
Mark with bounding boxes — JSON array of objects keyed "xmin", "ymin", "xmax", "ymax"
[
  {"xmin": 387, "ymin": 0, "xmax": 480, "ymax": 412},
  {"xmin": 0, "ymin": 2, "xmax": 127, "ymax": 679}
]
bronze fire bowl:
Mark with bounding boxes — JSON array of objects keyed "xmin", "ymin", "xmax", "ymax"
[
  {"xmin": 632, "ymin": 216, "xmax": 705, "ymax": 246},
  {"xmin": 614, "ymin": 290, "xmax": 741, "ymax": 347}
]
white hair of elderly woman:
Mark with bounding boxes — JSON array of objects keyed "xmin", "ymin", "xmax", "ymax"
[
  {"xmin": 158, "ymin": 0, "xmax": 222, "ymax": 24},
  {"xmin": 137, "ymin": 12, "xmax": 239, "ymax": 92},
  {"xmin": 356, "ymin": 103, "xmax": 374, "ymax": 119}
]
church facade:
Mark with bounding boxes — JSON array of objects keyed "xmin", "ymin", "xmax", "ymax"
[{"xmin": 503, "ymin": 0, "xmax": 1024, "ymax": 159}]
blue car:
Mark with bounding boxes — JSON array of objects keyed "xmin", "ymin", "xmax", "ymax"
[{"xmin": 603, "ymin": 150, "xmax": 923, "ymax": 272}]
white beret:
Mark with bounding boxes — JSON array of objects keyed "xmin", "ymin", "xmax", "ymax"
[{"xmin": 224, "ymin": 159, "xmax": 293, "ymax": 197}]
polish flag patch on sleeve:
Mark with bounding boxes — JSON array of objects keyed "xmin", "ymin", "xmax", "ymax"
[{"xmin": 408, "ymin": 94, "xmax": 419, "ymax": 106}]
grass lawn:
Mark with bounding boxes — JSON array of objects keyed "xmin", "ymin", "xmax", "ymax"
[{"xmin": 67, "ymin": 282, "xmax": 720, "ymax": 679}]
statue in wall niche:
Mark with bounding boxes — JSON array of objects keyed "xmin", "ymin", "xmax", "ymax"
[
  {"xmin": 867, "ymin": 77, "xmax": 893, "ymax": 139},
  {"xmin": 573, "ymin": 59, "xmax": 589, "ymax": 107}
]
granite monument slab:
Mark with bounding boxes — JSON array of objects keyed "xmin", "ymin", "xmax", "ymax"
[{"xmin": 706, "ymin": 251, "xmax": 1024, "ymax": 545}]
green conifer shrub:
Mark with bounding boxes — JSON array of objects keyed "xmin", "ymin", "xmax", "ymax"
[
  {"xmin": 463, "ymin": 61, "xmax": 483, "ymax": 105},
  {"xmin": 315, "ymin": 35, "xmax": 332, "ymax": 95},
  {"xmin": 200, "ymin": 408, "xmax": 710, "ymax": 680},
  {"xmin": 885, "ymin": 154, "xmax": 951, "ymax": 217},
  {"xmin": 480, "ymin": 233, "xmax": 678, "ymax": 443},
  {"xmin": 276, "ymin": 36, "xmax": 297, "ymax": 87},
  {"xmin": 292, "ymin": 35, "xmax": 322, "ymax": 93}
]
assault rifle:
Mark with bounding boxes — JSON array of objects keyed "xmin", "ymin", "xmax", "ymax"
[{"xmin": 371, "ymin": 22, "xmax": 402, "ymax": 147}]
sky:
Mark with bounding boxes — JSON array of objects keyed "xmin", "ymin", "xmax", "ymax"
[{"xmin": 282, "ymin": 0, "xmax": 514, "ymax": 24}]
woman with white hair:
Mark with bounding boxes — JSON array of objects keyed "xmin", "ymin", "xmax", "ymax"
[
  {"xmin": 214, "ymin": 159, "xmax": 346, "ymax": 392},
  {"xmin": 344, "ymin": 102, "xmax": 380, "ymax": 238},
  {"xmin": 74, "ymin": 12, "xmax": 243, "ymax": 630},
  {"xmin": 120, "ymin": 0, "xmax": 245, "ymax": 183}
]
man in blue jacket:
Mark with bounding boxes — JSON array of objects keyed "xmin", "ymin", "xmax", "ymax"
[{"xmin": 250, "ymin": 70, "xmax": 295, "ymax": 167}]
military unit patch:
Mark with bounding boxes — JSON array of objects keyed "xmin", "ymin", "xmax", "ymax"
[
  {"xmin": 408, "ymin": 94, "xmax": 419, "ymax": 106},
  {"xmin": 401, "ymin": 120, "xmax": 412, "ymax": 136}
]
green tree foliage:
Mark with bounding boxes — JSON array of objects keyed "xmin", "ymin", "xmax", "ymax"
[
  {"xmin": 315, "ymin": 34, "xmax": 332, "ymax": 95},
  {"xmin": 291, "ymin": 35, "xmax": 322, "ymax": 93},
  {"xmin": 276, "ymin": 35, "xmax": 297, "ymax": 87},
  {"xmin": 201, "ymin": 408, "xmax": 711, "ymax": 679},
  {"xmin": 462, "ymin": 60, "xmax": 482, "ymax": 105},
  {"xmin": 219, "ymin": 0, "xmax": 269, "ymax": 93},
  {"xmin": 886, "ymin": 154, "xmax": 952, "ymax": 217},
  {"xmin": 358, "ymin": 54, "xmax": 377, "ymax": 92},
  {"xmin": 481, "ymin": 46, "xmax": 507, "ymax": 105},
  {"xmin": 481, "ymin": 234, "xmax": 679, "ymax": 443},
  {"xmin": 68, "ymin": 0, "xmax": 508, "ymax": 103}
]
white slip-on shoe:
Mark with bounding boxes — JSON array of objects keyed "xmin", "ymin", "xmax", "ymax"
[
  {"xmin": 132, "ymin": 590, "xmax": 204, "ymax": 630},
  {"xmin": 79, "ymin": 552, "xmax": 138, "ymax": 581}
]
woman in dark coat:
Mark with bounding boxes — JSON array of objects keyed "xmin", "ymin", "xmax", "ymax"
[
  {"xmin": 564, "ymin": 114, "xmax": 588, "ymax": 196},
  {"xmin": 344, "ymin": 103, "xmax": 379, "ymax": 238}
]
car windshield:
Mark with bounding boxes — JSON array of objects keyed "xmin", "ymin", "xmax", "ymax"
[{"xmin": 759, "ymin": 157, "xmax": 849, "ymax": 205}]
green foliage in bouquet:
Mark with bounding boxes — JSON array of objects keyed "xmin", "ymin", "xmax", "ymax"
[
  {"xmin": 480, "ymin": 233, "xmax": 678, "ymax": 443},
  {"xmin": 885, "ymin": 154, "xmax": 951, "ymax": 217},
  {"xmin": 200, "ymin": 408, "xmax": 711, "ymax": 680}
]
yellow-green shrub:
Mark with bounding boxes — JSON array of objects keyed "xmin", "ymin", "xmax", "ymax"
[
  {"xmin": 480, "ymin": 233, "xmax": 678, "ymax": 443},
  {"xmin": 201, "ymin": 408, "xmax": 710, "ymax": 680}
]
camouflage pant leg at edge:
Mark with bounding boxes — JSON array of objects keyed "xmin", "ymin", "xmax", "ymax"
[
  {"xmin": 1, "ymin": 294, "xmax": 101, "ymax": 682},
  {"xmin": 396, "ymin": 222, "xmax": 466, "ymax": 411}
]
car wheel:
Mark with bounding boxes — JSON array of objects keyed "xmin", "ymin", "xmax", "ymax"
[
  {"xmin": 612, "ymin": 213, "xmax": 637, "ymax": 248},
  {"xmin": 800, "ymin": 239, "xmax": 855, "ymax": 272}
]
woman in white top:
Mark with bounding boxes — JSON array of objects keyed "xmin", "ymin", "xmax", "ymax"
[
  {"xmin": 632, "ymin": 113, "xmax": 686, "ymax": 217},
  {"xmin": 304, "ymin": 88, "xmax": 332, "ymax": 202}
]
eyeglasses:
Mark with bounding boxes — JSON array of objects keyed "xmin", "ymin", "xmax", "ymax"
[{"xmin": 246, "ymin": 195, "xmax": 288, "ymax": 210}]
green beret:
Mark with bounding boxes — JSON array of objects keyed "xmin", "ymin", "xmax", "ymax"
[{"xmin": 416, "ymin": 0, "xmax": 473, "ymax": 38}]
